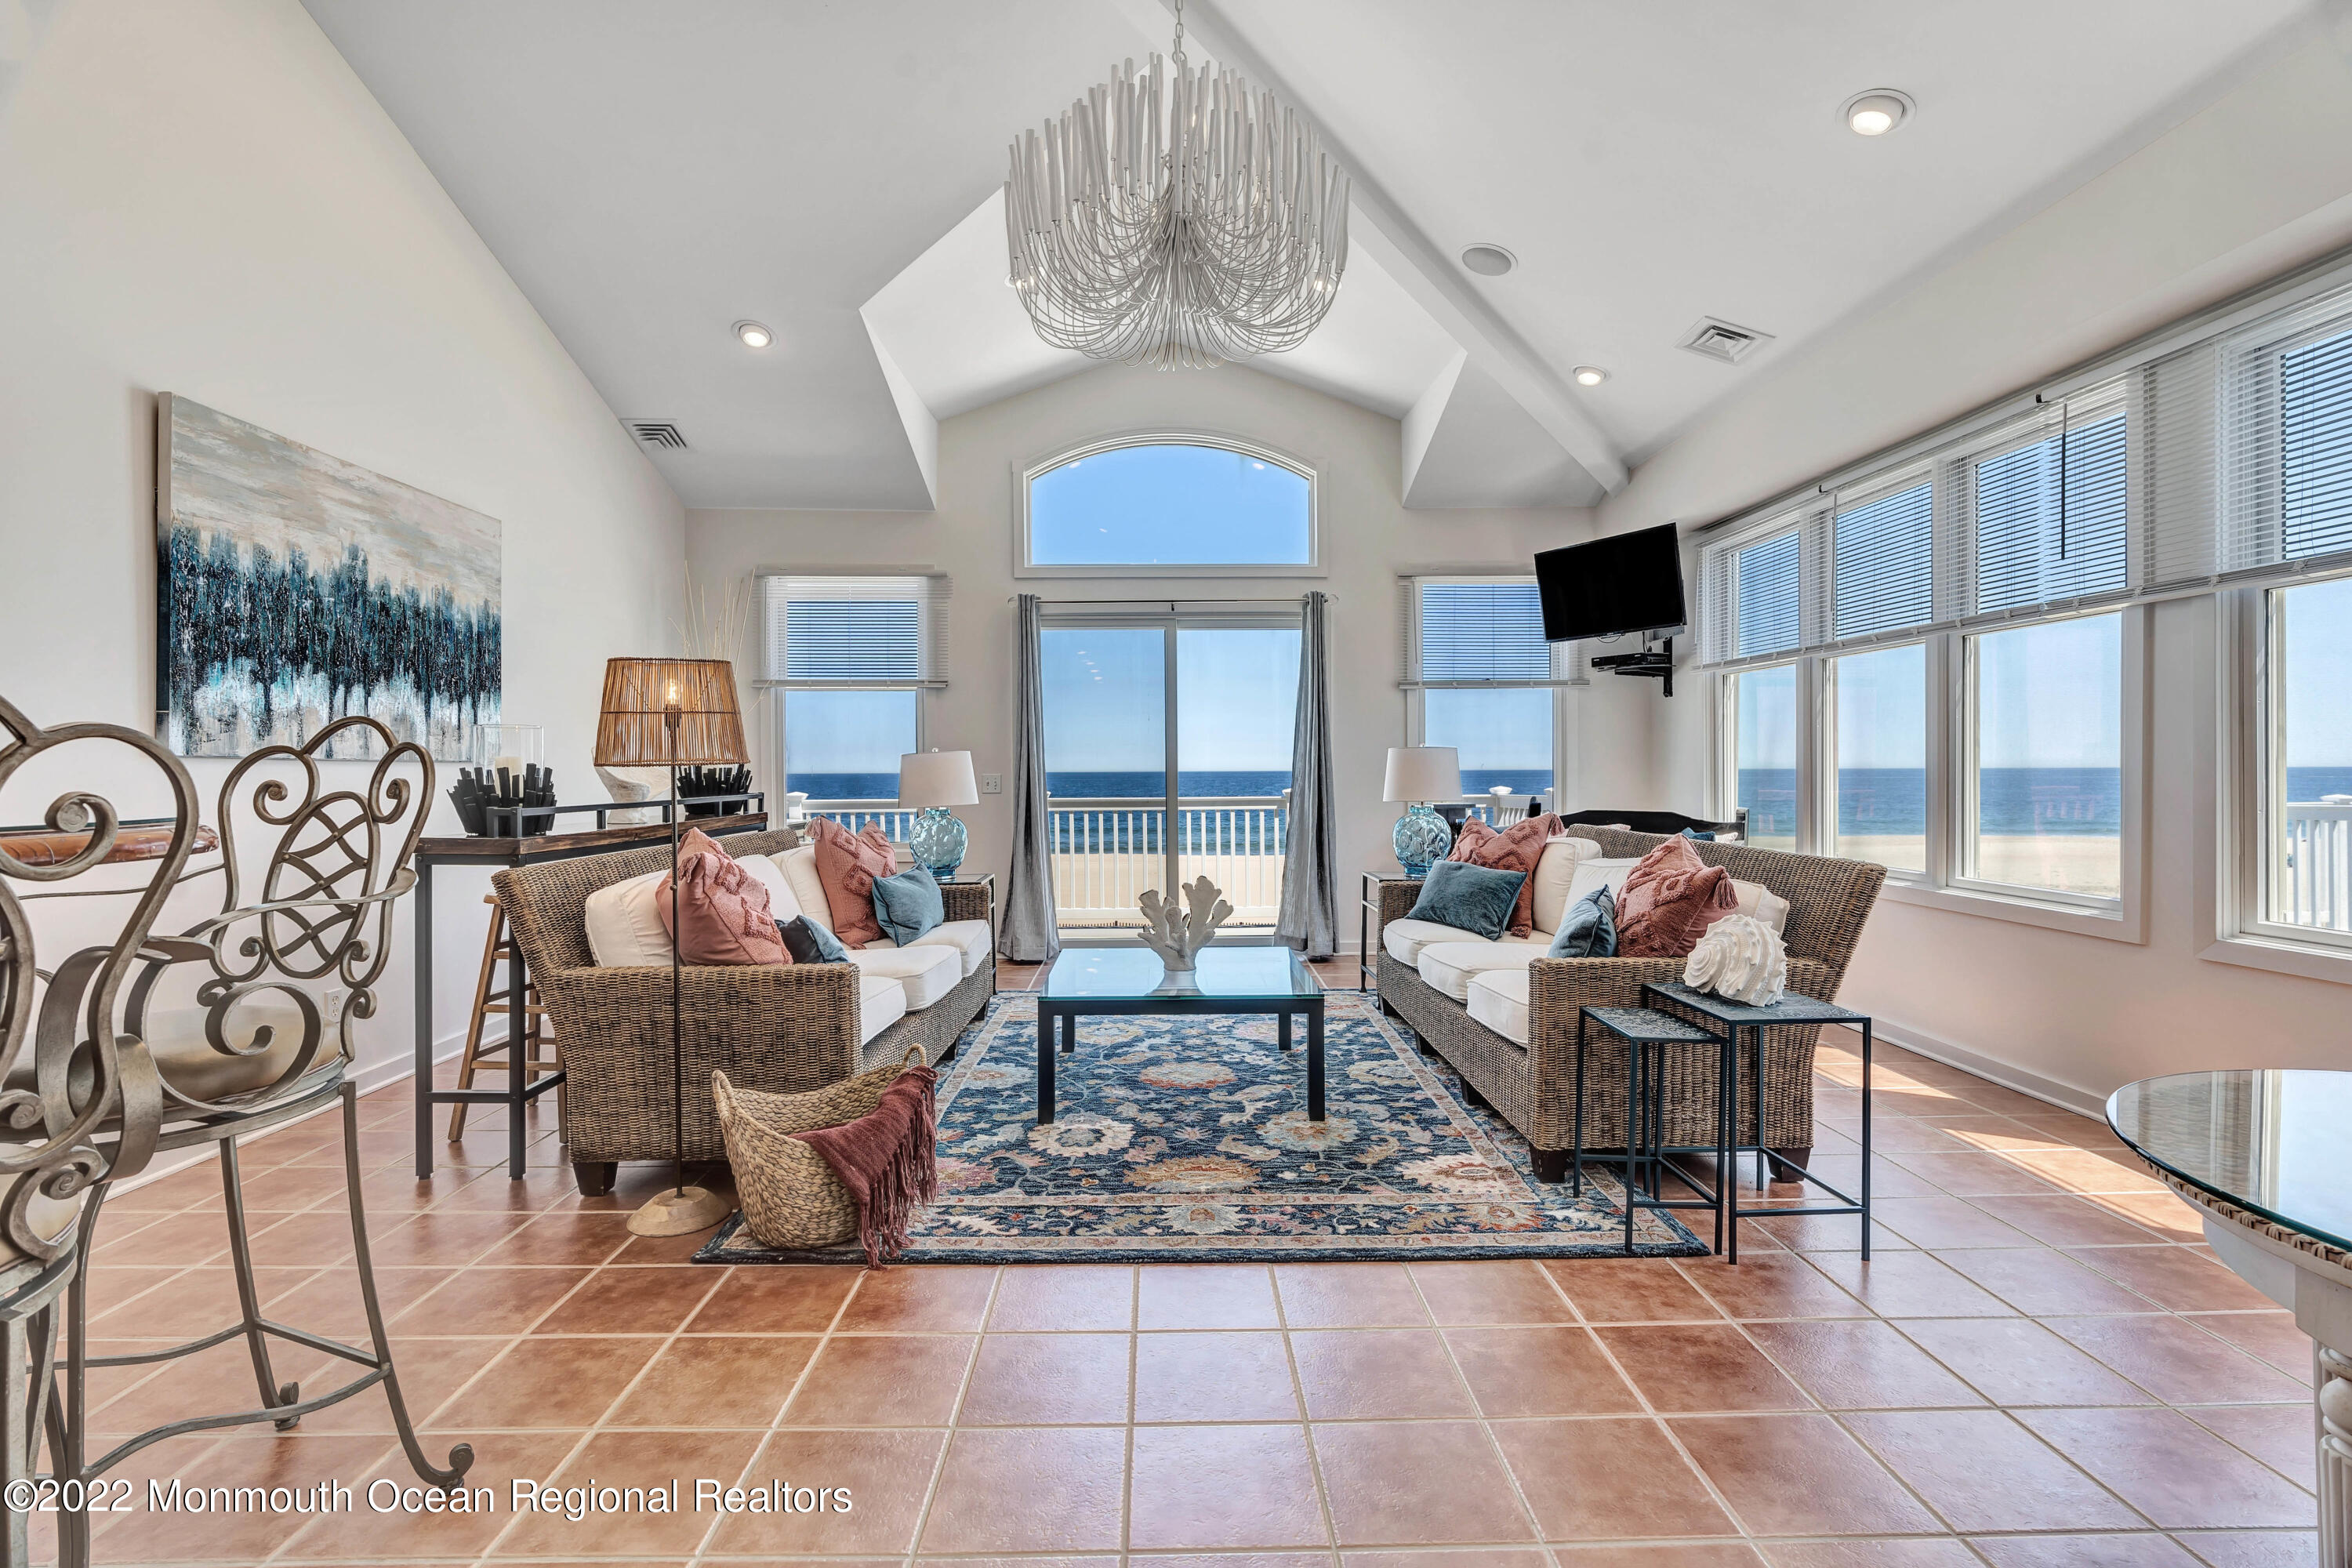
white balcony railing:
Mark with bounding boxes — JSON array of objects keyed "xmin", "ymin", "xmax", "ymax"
[
  {"xmin": 2281, "ymin": 799, "xmax": 2352, "ymax": 931},
  {"xmin": 1051, "ymin": 797, "xmax": 1289, "ymax": 927}
]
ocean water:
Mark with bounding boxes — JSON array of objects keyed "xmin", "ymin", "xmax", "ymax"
[
  {"xmin": 786, "ymin": 768, "xmax": 1558, "ymax": 801},
  {"xmin": 1739, "ymin": 766, "xmax": 2352, "ymax": 839}
]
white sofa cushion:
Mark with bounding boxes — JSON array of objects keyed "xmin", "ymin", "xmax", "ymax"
[
  {"xmin": 1730, "ymin": 879, "xmax": 1791, "ymax": 933},
  {"xmin": 909, "ymin": 918, "xmax": 991, "ymax": 976},
  {"xmin": 1529, "ymin": 837, "xmax": 1605, "ymax": 935},
  {"xmin": 583, "ymin": 869, "xmax": 672, "ymax": 967},
  {"xmin": 1417, "ymin": 941, "xmax": 1545, "ymax": 1003},
  {"xmin": 1465, "ymin": 968, "xmax": 1531, "ymax": 1047},
  {"xmin": 770, "ymin": 844, "xmax": 833, "ymax": 932},
  {"xmin": 1384, "ymin": 917, "xmax": 1508, "ymax": 966},
  {"xmin": 856, "ymin": 971, "xmax": 906, "ymax": 1044},
  {"xmin": 846, "ymin": 942, "xmax": 963, "ymax": 1010}
]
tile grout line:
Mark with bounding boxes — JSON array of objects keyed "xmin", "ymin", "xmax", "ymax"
[
  {"xmin": 898, "ymin": 1265, "xmax": 1004, "ymax": 1560},
  {"xmin": 1267, "ymin": 1262, "xmax": 1348, "ymax": 1566}
]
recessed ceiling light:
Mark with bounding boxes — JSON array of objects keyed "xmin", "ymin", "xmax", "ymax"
[
  {"xmin": 1573, "ymin": 365, "xmax": 1608, "ymax": 387},
  {"xmin": 1460, "ymin": 244, "xmax": 1517, "ymax": 278},
  {"xmin": 734, "ymin": 320, "xmax": 775, "ymax": 349},
  {"xmin": 1842, "ymin": 89, "xmax": 1914, "ymax": 137}
]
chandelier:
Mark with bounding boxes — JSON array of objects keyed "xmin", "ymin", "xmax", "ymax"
[{"xmin": 1003, "ymin": 0, "xmax": 1352, "ymax": 370}]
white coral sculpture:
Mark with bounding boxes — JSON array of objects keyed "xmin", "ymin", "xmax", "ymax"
[
  {"xmin": 1136, "ymin": 876, "xmax": 1234, "ymax": 975},
  {"xmin": 1682, "ymin": 913, "xmax": 1789, "ymax": 1007}
]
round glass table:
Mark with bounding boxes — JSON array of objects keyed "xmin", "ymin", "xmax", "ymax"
[{"xmin": 2109, "ymin": 1070, "xmax": 2350, "ymax": 1563}]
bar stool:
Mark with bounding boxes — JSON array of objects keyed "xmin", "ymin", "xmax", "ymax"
[{"xmin": 447, "ymin": 892, "xmax": 560, "ymax": 1140}]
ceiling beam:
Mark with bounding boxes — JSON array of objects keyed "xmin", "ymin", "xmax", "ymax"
[{"xmin": 1102, "ymin": 0, "xmax": 1629, "ymax": 495}]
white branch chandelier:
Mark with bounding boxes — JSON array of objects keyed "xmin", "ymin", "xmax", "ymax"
[{"xmin": 1003, "ymin": 0, "xmax": 1351, "ymax": 370}]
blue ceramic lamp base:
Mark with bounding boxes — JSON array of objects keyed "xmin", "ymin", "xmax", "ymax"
[
  {"xmin": 1392, "ymin": 803, "xmax": 1453, "ymax": 877},
  {"xmin": 909, "ymin": 807, "xmax": 967, "ymax": 877}
]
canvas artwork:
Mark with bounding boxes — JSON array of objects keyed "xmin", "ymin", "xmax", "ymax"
[{"xmin": 156, "ymin": 394, "xmax": 501, "ymax": 760}]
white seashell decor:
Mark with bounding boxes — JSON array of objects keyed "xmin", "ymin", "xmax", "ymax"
[
  {"xmin": 1682, "ymin": 914, "xmax": 1789, "ymax": 1007},
  {"xmin": 1136, "ymin": 876, "xmax": 1233, "ymax": 978}
]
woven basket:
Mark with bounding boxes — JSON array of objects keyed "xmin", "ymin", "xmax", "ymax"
[{"xmin": 713, "ymin": 1047, "xmax": 927, "ymax": 1250}]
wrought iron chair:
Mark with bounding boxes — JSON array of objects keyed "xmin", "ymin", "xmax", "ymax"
[
  {"xmin": 36, "ymin": 714, "xmax": 469, "ymax": 1564},
  {"xmin": 0, "ymin": 695, "xmax": 204, "ymax": 1568}
]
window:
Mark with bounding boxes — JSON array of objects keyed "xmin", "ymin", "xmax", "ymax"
[
  {"xmin": 1964, "ymin": 614, "xmax": 2122, "ymax": 900},
  {"xmin": 1403, "ymin": 578, "xmax": 1564, "ymax": 803},
  {"xmin": 1730, "ymin": 665, "xmax": 1798, "ymax": 850},
  {"xmin": 1973, "ymin": 410, "xmax": 2128, "ymax": 613},
  {"xmin": 1833, "ymin": 481, "xmax": 1933, "ymax": 639},
  {"xmin": 1021, "ymin": 437, "xmax": 1317, "ymax": 573},
  {"xmin": 1735, "ymin": 532, "xmax": 1801, "ymax": 656},
  {"xmin": 1833, "ymin": 643, "xmax": 1926, "ymax": 873},
  {"xmin": 2262, "ymin": 574, "xmax": 2352, "ymax": 934},
  {"xmin": 760, "ymin": 573, "xmax": 946, "ymax": 813}
]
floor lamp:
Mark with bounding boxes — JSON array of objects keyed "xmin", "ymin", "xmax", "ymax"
[{"xmin": 593, "ymin": 656, "xmax": 747, "ymax": 1236}]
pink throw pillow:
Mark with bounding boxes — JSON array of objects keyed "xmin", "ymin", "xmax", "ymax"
[
  {"xmin": 656, "ymin": 828, "xmax": 790, "ymax": 965},
  {"xmin": 1615, "ymin": 835, "xmax": 1737, "ymax": 958},
  {"xmin": 1447, "ymin": 812, "xmax": 1562, "ymax": 938},
  {"xmin": 811, "ymin": 818, "xmax": 895, "ymax": 948}
]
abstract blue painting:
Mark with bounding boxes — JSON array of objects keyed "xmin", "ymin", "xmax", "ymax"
[{"xmin": 156, "ymin": 394, "xmax": 500, "ymax": 760}]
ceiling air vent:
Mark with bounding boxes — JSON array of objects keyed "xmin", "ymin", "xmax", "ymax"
[
  {"xmin": 625, "ymin": 419, "xmax": 691, "ymax": 451},
  {"xmin": 1675, "ymin": 317, "xmax": 1776, "ymax": 365}
]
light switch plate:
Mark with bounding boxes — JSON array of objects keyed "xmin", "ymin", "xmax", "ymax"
[{"xmin": 979, "ymin": 774, "xmax": 1004, "ymax": 795}]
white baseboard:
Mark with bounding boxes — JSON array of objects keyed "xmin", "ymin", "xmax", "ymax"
[
  {"xmin": 107, "ymin": 1028, "xmax": 473, "ymax": 1196},
  {"xmin": 1844, "ymin": 1014, "xmax": 2107, "ymax": 1120}
]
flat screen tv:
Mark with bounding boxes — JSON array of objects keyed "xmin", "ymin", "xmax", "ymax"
[{"xmin": 1534, "ymin": 522, "xmax": 1686, "ymax": 642}]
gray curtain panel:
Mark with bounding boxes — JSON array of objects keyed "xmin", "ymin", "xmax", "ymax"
[
  {"xmin": 1278, "ymin": 590, "xmax": 1338, "ymax": 958},
  {"xmin": 1000, "ymin": 593, "xmax": 1062, "ymax": 962}
]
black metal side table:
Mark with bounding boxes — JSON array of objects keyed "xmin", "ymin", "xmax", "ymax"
[
  {"xmin": 1576, "ymin": 1005, "xmax": 1728, "ymax": 1255},
  {"xmin": 1642, "ymin": 981, "xmax": 1874, "ymax": 1263}
]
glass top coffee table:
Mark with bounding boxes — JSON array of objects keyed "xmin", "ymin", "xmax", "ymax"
[
  {"xmin": 2109, "ymin": 1069, "xmax": 2351, "ymax": 1564},
  {"xmin": 1035, "ymin": 946, "xmax": 1326, "ymax": 1124}
]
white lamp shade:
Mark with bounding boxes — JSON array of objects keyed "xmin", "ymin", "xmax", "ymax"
[
  {"xmin": 1382, "ymin": 746, "xmax": 1461, "ymax": 804},
  {"xmin": 899, "ymin": 749, "xmax": 980, "ymax": 808}
]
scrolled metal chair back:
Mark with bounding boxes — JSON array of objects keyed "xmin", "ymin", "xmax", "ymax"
[
  {"xmin": 0, "ymin": 695, "xmax": 201, "ymax": 1279},
  {"xmin": 130, "ymin": 716, "xmax": 431, "ymax": 1122}
]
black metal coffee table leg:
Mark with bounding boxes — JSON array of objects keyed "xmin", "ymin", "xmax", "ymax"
[
  {"xmin": 1279, "ymin": 1010, "xmax": 1293, "ymax": 1051},
  {"xmin": 1306, "ymin": 1003, "xmax": 1325, "ymax": 1120},
  {"xmin": 1036, "ymin": 1004, "xmax": 1057, "ymax": 1123}
]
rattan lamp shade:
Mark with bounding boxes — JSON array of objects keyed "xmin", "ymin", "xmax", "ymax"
[{"xmin": 593, "ymin": 658, "xmax": 747, "ymax": 768}]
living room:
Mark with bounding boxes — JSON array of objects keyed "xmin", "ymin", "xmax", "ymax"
[{"xmin": 4, "ymin": 1, "xmax": 2350, "ymax": 1563}]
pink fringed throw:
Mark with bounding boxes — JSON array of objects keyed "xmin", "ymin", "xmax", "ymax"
[{"xmin": 789, "ymin": 1065, "xmax": 939, "ymax": 1268}]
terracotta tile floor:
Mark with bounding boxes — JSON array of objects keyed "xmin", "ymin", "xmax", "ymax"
[{"xmin": 60, "ymin": 966, "xmax": 2316, "ymax": 1566}]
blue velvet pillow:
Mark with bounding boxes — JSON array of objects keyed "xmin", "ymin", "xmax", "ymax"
[
  {"xmin": 1681, "ymin": 827, "xmax": 1716, "ymax": 842},
  {"xmin": 776, "ymin": 914, "xmax": 848, "ymax": 964},
  {"xmin": 1404, "ymin": 859, "xmax": 1528, "ymax": 941},
  {"xmin": 1548, "ymin": 886, "xmax": 1617, "ymax": 958},
  {"xmin": 869, "ymin": 866, "xmax": 946, "ymax": 947}
]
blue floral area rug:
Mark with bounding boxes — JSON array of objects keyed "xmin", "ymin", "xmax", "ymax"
[{"xmin": 696, "ymin": 989, "xmax": 1705, "ymax": 1264}]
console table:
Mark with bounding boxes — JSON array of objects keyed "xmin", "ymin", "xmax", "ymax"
[
  {"xmin": 410, "ymin": 810, "xmax": 771, "ymax": 1180},
  {"xmin": 2109, "ymin": 1069, "xmax": 2350, "ymax": 1565}
]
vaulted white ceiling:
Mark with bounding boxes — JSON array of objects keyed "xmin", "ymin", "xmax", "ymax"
[{"xmin": 306, "ymin": 0, "xmax": 2318, "ymax": 512}]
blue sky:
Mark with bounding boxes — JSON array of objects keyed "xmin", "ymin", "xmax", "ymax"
[
  {"xmin": 2285, "ymin": 575, "xmax": 2352, "ymax": 766},
  {"xmin": 1042, "ymin": 626, "xmax": 1300, "ymax": 772},
  {"xmin": 1031, "ymin": 444, "xmax": 1312, "ymax": 566}
]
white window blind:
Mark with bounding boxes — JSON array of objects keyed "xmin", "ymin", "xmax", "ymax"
[
  {"xmin": 757, "ymin": 574, "xmax": 949, "ymax": 686},
  {"xmin": 1735, "ymin": 531, "xmax": 1802, "ymax": 656},
  {"xmin": 1832, "ymin": 479, "xmax": 1933, "ymax": 639},
  {"xmin": 2281, "ymin": 325, "xmax": 2352, "ymax": 562},
  {"xmin": 1399, "ymin": 577, "xmax": 1574, "ymax": 686},
  {"xmin": 1969, "ymin": 404, "xmax": 2128, "ymax": 615}
]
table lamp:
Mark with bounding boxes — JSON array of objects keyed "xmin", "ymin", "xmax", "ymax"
[
  {"xmin": 1383, "ymin": 746, "xmax": 1461, "ymax": 875},
  {"xmin": 899, "ymin": 749, "xmax": 979, "ymax": 877},
  {"xmin": 593, "ymin": 656, "xmax": 747, "ymax": 1236}
]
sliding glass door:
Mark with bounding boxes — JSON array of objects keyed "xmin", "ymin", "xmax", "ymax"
[{"xmin": 1041, "ymin": 616, "xmax": 1300, "ymax": 932}]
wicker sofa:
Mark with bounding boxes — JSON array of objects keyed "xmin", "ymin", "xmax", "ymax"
[
  {"xmin": 495, "ymin": 826, "xmax": 994, "ymax": 1196},
  {"xmin": 1373, "ymin": 827, "xmax": 1885, "ymax": 1183}
]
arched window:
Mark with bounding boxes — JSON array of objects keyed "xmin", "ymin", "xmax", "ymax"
[{"xmin": 1019, "ymin": 436, "xmax": 1318, "ymax": 574}]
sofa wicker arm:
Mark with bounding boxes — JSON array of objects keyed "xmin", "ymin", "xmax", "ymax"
[
  {"xmin": 940, "ymin": 882, "xmax": 992, "ymax": 925},
  {"xmin": 533, "ymin": 960, "xmax": 863, "ymax": 1164}
]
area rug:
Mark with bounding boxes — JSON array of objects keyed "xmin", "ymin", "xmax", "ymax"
[{"xmin": 696, "ymin": 988, "xmax": 1704, "ymax": 1264}]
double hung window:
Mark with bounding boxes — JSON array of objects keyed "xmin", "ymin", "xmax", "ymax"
[
  {"xmin": 760, "ymin": 574, "xmax": 947, "ymax": 818},
  {"xmin": 1403, "ymin": 578, "xmax": 1567, "ymax": 804}
]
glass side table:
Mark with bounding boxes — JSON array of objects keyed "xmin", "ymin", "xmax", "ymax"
[
  {"xmin": 1642, "ymin": 981, "xmax": 1875, "ymax": 1264},
  {"xmin": 1358, "ymin": 870, "xmax": 1421, "ymax": 993}
]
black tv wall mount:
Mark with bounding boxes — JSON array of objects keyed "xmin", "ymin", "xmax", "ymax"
[{"xmin": 1590, "ymin": 635, "xmax": 1675, "ymax": 697}]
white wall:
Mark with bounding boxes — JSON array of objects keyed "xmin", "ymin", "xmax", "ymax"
[
  {"xmin": 688, "ymin": 360, "xmax": 1658, "ymax": 949},
  {"xmin": 0, "ymin": 0, "xmax": 685, "ymax": 1087},
  {"xmin": 1595, "ymin": 24, "xmax": 2352, "ymax": 1107}
]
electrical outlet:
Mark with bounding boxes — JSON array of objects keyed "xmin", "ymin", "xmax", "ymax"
[
  {"xmin": 980, "ymin": 774, "xmax": 1003, "ymax": 795},
  {"xmin": 324, "ymin": 988, "xmax": 348, "ymax": 1025}
]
